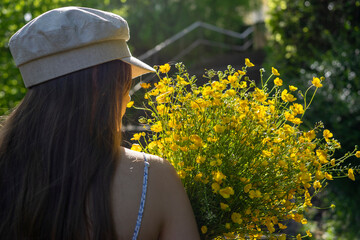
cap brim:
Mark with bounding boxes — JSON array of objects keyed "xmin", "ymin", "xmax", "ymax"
[{"xmin": 121, "ymin": 56, "xmax": 155, "ymax": 79}]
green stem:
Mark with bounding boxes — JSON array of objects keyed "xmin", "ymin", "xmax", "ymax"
[{"xmin": 302, "ymin": 86, "xmax": 318, "ymax": 119}]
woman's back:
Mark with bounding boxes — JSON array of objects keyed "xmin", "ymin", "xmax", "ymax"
[{"xmin": 111, "ymin": 148, "xmax": 200, "ymax": 240}]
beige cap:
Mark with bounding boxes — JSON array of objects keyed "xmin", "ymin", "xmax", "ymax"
[{"xmin": 9, "ymin": 6, "xmax": 155, "ymax": 88}]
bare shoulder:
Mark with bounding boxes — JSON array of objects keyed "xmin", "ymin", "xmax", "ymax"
[
  {"xmin": 121, "ymin": 147, "xmax": 175, "ymax": 175},
  {"xmin": 123, "ymin": 149, "xmax": 200, "ymax": 240},
  {"xmin": 114, "ymin": 148, "xmax": 199, "ymax": 240},
  {"xmin": 112, "ymin": 148, "xmax": 171, "ymax": 239},
  {"xmin": 120, "ymin": 147, "xmax": 180, "ymax": 195}
]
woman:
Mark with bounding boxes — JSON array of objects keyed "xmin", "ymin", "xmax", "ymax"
[{"xmin": 0, "ymin": 7, "xmax": 200, "ymax": 240}]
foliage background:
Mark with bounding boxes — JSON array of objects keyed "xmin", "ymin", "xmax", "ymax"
[
  {"xmin": 1, "ymin": 0, "xmax": 359, "ymax": 238},
  {"xmin": 266, "ymin": 0, "xmax": 360, "ymax": 238}
]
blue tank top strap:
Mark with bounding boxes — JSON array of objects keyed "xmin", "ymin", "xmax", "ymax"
[{"xmin": 132, "ymin": 152, "xmax": 150, "ymax": 240}]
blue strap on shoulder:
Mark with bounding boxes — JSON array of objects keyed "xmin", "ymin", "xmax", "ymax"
[{"xmin": 132, "ymin": 153, "xmax": 150, "ymax": 240}]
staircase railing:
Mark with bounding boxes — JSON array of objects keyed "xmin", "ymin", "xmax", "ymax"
[
  {"xmin": 138, "ymin": 21, "xmax": 253, "ymax": 61},
  {"xmin": 129, "ymin": 21, "xmax": 254, "ymax": 96}
]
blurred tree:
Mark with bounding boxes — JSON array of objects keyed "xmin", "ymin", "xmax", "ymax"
[
  {"xmin": 266, "ymin": 0, "xmax": 360, "ymax": 152},
  {"xmin": 266, "ymin": 0, "xmax": 360, "ymax": 238}
]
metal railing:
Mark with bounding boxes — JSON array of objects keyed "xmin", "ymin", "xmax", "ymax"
[
  {"xmin": 128, "ymin": 21, "xmax": 254, "ymax": 97},
  {"xmin": 137, "ymin": 21, "xmax": 254, "ymax": 61}
]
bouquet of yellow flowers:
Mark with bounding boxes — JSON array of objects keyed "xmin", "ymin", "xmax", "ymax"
[{"xmin": 130, "ymin": 59, "xmax": 359, "ymax": 239}]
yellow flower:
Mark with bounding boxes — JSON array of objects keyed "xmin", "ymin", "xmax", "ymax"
[
  {"xmin": 225, "ymin": 223, "xmax": 231, "ymax": 229},
  {"xmin": 159, "ymin": 63, "xmax": 170, "ymax": 73},
  {"xmin": 131, "ymin": 133, "xmax": 143, "ymax": 141},
  {"xmin": 292, "ymin": 117, "xmax": 302, "ymax": 125},
  {"xmin": 140, "ymin": 82, "xmax": 151, "ymax": 89},
  {"xmin": 126, "ymin": 101, "xmax": 134, "ymax": 108},
  {"xmin": 161, "ymin": 77, "xmax": 172, "ymax": 84},
  {"xmin": 262, "ymin": 150, "xmax": 272, "ymax": 157},
  {"xmin": 301, "ymin": 218, "xmax": 308, "ymax": 224},
  {"xmin": 239, "ymin": 81, "xmax": 247, "ymax": 88},
  {"xmin": 316, "ymin": 149, "xmax": 329, "ymax": 164},
  {"xmin": 238, "ymin": 70, "xmax": 246, "ymax": 75},
  {"xmin": 272, "ymin": 67, "xmax": 280, "ymax": 76},
  {"xmin": 156, "ymin": 104, "xmax": 167, "ymax": 115},
  {"xmin": 148, "ymin": 141, "xmax": 163, "ymax": 151},
  {"xmin": 130, "ymin": 144, "xmax": 142, "ymax": 152},
  {"xmin": 201, "ymin": 225, "xmax": 207, "ymax": 234},
  {"xmin": 281, "ymin": 89, "xmax": 297, "ymax": 102},
  {"xmin": 330, "ymin": 158, "xmax": 335, "ymax": 166},
  {"xmin": 176, "ymin": 75, "xmax": 190, "ymax": 86},
  {"xmin": 245, "ymin": 58, "xmax": 255, "ymax": 67},
  {"xmin": 196, "ymin": 156, "xmax": 205, "ymax": 164},
  {"xmin": 207, "ymin": 137, "xmax": 218, "ymax": 142},
  {"xmin": 240, "ymin": 177, "xmax": 249, "ymax": 183},
  {"xmin": 323, "ymin": 129, "xmax": 333, "ymax": 139},
  {"xmin": 213, "ymin": 171, "xmax": 226, "ymax": 183},
  {"xmin": 249, "ymin": 189, "xmax": 262, "ymax": 198},
  {"xmin": 331, "ymin": 204, "xmax": 336, "ymax": 209},
  {"xmin": 313, "ymin": 180, "xmax": 322, "ymax": 190},
  {"xmin": 220, "ymin": 202, "xmax": 230, "ymax": 210},
  {"xmin": 266, "ymin": 222, "xmax": 275, "ymax": 233},
  {"xmin": 150, "ymin": 121, "xmax": 163, "ymax": 133},
  {"xmin": 348, "ymin": 168, "xmax": 355, "ymax": 181},
  {"xmin": 355, "ymin": 151, "xmax": 360, "ymax": 158},
  {"xmin": 278, "ymin": 223, "xmax": 287, "ymax": 229},
  {"xmin": 299, "ymin": 172, "xmax": 312, "ymax": 184},
  {"xmin": 304, "ymin": 130, "xmax": 316, "ymax": 140},
  {"xmin": 325, "ymin": 172, "xmax": 333, "ymax": 180},
  {"xmin": 214, "ymin": 125, "xmax": 226, "ymax": 133},
  {"xmin": 278, "ymin": 160, "xmax": 287, "ymax": 168},
  {"xmin": 253, "ymin": 88, "xmax": 267, "ymax": 102},
  {"xmin": 228, "ymin": 75, "xmax": 237, "ymax": 83},
  {"xmin": 315, "ymin": 170, "xmax": 324, "ymax": 180},
  {"xmin": 278, "ymin": 234, "xmax": 286, "ymax": 240},
  {"xmin": 290, "ymin": 103, "xmax": 304, "ymax": 115},
  {"xmin": 231, "ymin": 212, "xmax": 243, "ymax": 224},
  {"xmin": 190, "ymin": 134, "xmax": 204, "ymax": 147},
  {"xmin": 312, "ymin": 76, "xmax": 323, "ymax": 88},
  {"xmin": 306, "ymin": 230, "xmax": 312, "ymax": 237},
  {"xmin": 212, "ymin": 182, "xmax": 220, "ymax": 192},
  {"xmin": 289, "ymin": 85, "xmax": 298, "ymax": 91},
  {"xmin": 296, "ymin": 234, "xmax": 302, "ymax": 240},
  {"xmin": 274, "ymin": 77, "xmax": 283, "ymax": 86},
  {"xmin": 244, "ymin": 183, "xmax": 252, "ymax": 193},
  {"xmin": 148, "ymin": 88, "xmax": 159, "ymax": 96},
  {"xmin": 284, "ymin": 111, "xmax": 294, "ymax": 122},
  {"xmin": 155, "ymin": 93, "xmax": 169, "ymax": 104},
  {"xmin": 219, "ymin": 187, "xmax": 235, "ymax": 198},
  {"xmin": 178, "ymin": 170, "xmax": 186, "ymax": 179},
  {"xmin": 293, "ymin": 213, "xmax": 304, "ymax": 222},
  {"xmin": 194, "ymin": 173, "xmax": 203, "ymax": 182},
  {"xmin": 211, "ymin": 81, "xmax": 226, "ymax": 91},
  {"xmin": 225, "ymin": 89, "xmax": 236, "ymax": 97}
]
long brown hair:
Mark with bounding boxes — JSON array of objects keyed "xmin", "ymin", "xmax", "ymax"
[{"xmin": 0, "ymin": 60, "xmax": 132, "ymax": 240}]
